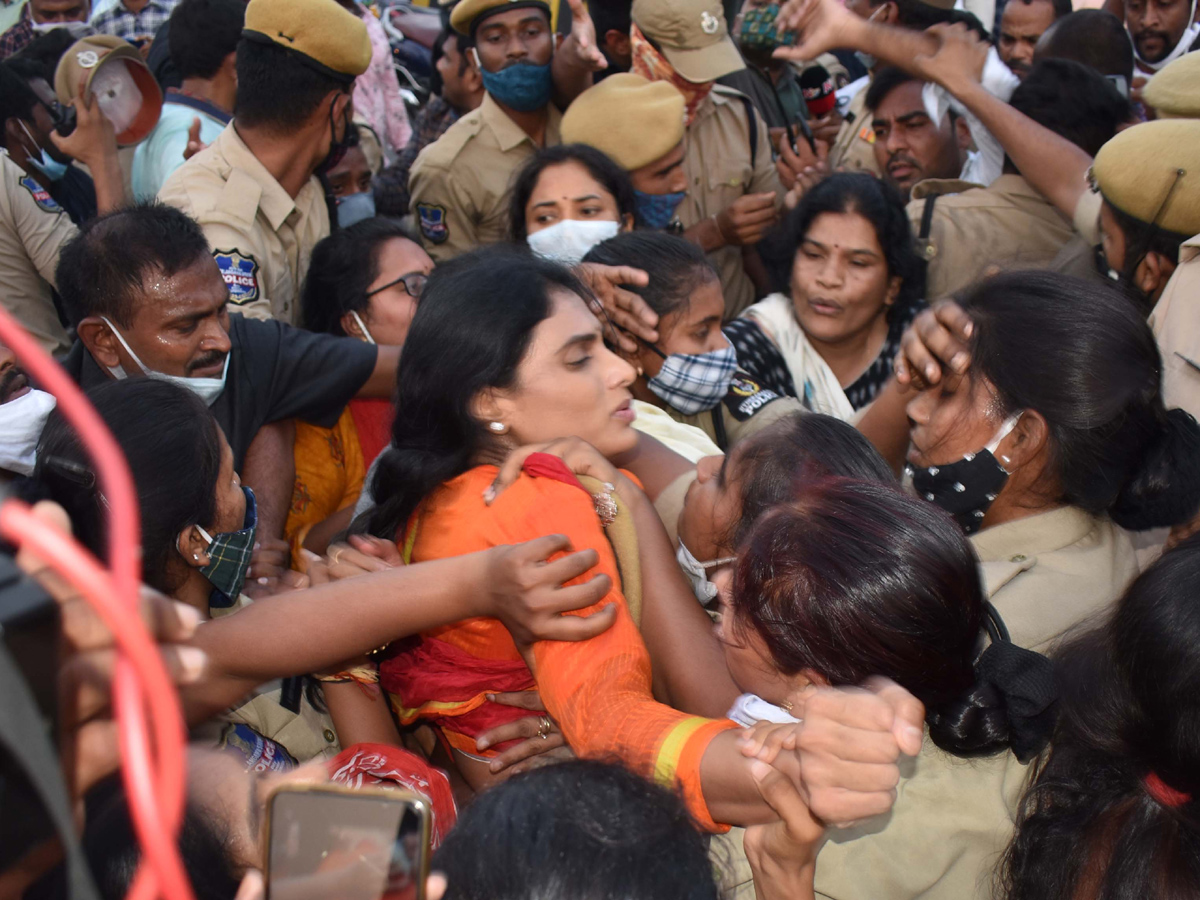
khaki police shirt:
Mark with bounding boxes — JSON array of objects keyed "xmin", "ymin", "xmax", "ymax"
[
  {"xmin": 828, "ymin": 84, "xmax": 882, "ymax": 177},
  {"xmin": 158, "ymin": 124, "xmax": 330, "ymax": 325},
  {"xmin": 1149, "ymin": 234, "xmax": 1200, "ymax": 420},
  {"xmin": 407, "ymin": 93, "xmax": 562, "ymax": 262},
  {"xmin": 0, "ymin": 152, "xmax": 73, "ymax": 356},
  {"xmin": 908, "ymin": 174, "xmax": 1076, "ymax": 302},
  {"xmin": 679, "ymin": 86, "xmax": 783, "ymax": 320}
]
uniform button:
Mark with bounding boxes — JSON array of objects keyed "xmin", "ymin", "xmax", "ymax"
[
  {"xmin": 323, "ymin": 728, "xmax": 336, "ymax": 743},
  {"xmin": 1010, "ymin": 554, "xmax": 1026, "ymax": 563}
]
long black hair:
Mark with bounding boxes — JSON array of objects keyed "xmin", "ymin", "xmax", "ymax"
[
  {"xmin": 33, "ymin": 379, "xmax": 222, "ymax": 593},
  {"xmin": 301, "ymin": 218, "xmax": 414, "ymax": 335},
  {"xmin": 1000, "ymin": 537, "xmax": 1200, "ymax": 900},
  {"xmin": 352, "ymin": 245, "xmax": 594, "ymax": 540},
  {"xmin": 508, "ymin": 143, "xmax": 637, "ymax": 242},
  {"xmin": 959, "ymin": 270, "xmax": 1200, "ymax": 531},
  {"xmin": 759, "ymin": 172, "xmax": 926, "ymax": 323}
]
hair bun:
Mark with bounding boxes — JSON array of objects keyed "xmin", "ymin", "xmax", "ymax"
[{"xmin": 1111, "ymin": 408, "xmax": 1200, "ymax": 531}]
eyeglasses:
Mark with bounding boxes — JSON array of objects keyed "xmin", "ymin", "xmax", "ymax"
[{"xmin": 365, "ymin": 271, "xmax": 428, "ymax": 299}]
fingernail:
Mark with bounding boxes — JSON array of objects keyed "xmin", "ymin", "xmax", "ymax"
[
  {"xmin": 904, "ymin": 725, "xmax": 924, "ymax": 747},
  {"xmin": 482, "ymin": 486, "xmax": 496, "ymax": 505},
  {"xmin": 477, "ymin": 738, "xmax": 490, "ymax": 750},
  {"xmin": 257, "ymin": 577, "xmax": 269, "ymax": 585},
  {"xmin": 486, "ymin": 693, "xmax": 496, "ymax": 701},
  {"xmin": 926, "ymin": 365, "xmax": 937, "ymax": 380},
  {"xmin": 177, "ymin": 646, "xmax": 208, "ymax": 683},
  {"xmin": 963, "ymin": 322, "xmax": 974, "ymax": 337},
  {"xmin": 301, "ymin": 549, "xmax": 321, "ymax": 561},
  {"xmin": 175, "ymin": 603, "xmax": 202, "ymax": 637},
  {"xmin": 951, "ymin": 352, "xmax": 968, "ymax": 371},
  {"xmin": 749, "ymin": 759, "xmax": 771, "ymax": 780},
  {"xmin": 253, "ymin": 542, "xmax": 260, "ymax": 550}
]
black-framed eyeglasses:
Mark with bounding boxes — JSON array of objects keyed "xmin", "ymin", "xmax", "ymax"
[{"xmin": 366, "ymin": 271, "xmax": 428, "ymax": 299}]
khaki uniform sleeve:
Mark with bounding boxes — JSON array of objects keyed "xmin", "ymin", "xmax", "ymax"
[
  {"xmin": 5, "ymin": 166, "xmax": 76, "ymax": 287},
  {"xmin": 747, "ymin": 105, "xmax": 784, "ymax": 202},
  {"xmin": 408, "ymin": 151, "xmax": 480, "ymax": 263},
  {"xmin": 1073, "ymin": 190, "xmax": 1102, "ymax": 246}
]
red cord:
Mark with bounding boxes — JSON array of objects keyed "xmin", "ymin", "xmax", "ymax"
[{"xmin": 0, "ymin": 305, "xmax": 194, "ymax": 900}]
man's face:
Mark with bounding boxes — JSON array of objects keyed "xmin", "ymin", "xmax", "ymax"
[
  {"xmin": 0, "ymin": 343, "xmax": 31, "ymax": 405},
  {"xmin": 96, "ymin": 256, "xmax": 233, "ymax": 379},
  {"xmin": 325, "ymin": 145, "xmax": 371, "ymax": 198},
  {"xmin": 30, "ymin": 0, "xmax": 90, "ymax": 23},
  {"xmin": 437, "ymin": 33, "xmax": 481, "ymax": 112},
  {"xmin": 472, "ymin": 7, "xmax": 554, "ymax": 74},
  {"xmin": 998, "ymin": 0, "xmax": 1058, "ymax": 78},
  {"xmin": 1126, "ymin": 0, "xmax": 1196, "ymax": 63},
  {"xmin": 628, "ymin": 141, "xmax": 688, "ymax": 196},
  {"xmin": 871, "ymin": 80, "xmax": 965, "ymax": 197}
]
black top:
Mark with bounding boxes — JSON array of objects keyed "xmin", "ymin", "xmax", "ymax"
[
  {"xmin": 48, "ymin": 167, "xmax": 97, "ymax": 226},
  {"xmin": 61, "ymin": 314, "xmax": 378, "ymax": 469}
]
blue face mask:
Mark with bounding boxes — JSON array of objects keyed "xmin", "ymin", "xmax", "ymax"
[
  {"xmin": 476, "ymin": 53, "xmax": 553, "ymax": 112},
  {"xmin": 634, "ymin": 190, "xmax": 686, "ymax": 230},
  {"xmin": 19, "ymin": 120, "xmax": 69, "ymax": 182},
  {"xmin": 337, "ymin": 191, "xmax": 376, "ymax": 229}
]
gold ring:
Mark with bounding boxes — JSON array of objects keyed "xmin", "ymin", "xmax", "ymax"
[
  {"xmin": 537, "ymin": 715, "xmax": 553, "ymax": 737},
  {"xmin": 328, "ymin": 548, "xmax": 344, "ymax": 566}
]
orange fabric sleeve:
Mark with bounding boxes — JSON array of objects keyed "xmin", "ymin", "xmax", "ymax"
[{"xmin": 412, "ymin": 467, "xmax": 736, "ymax": 831}]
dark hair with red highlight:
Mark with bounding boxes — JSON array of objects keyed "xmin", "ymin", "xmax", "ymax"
[{"xmin": 731, "ymin": 478, "xmax": 1014, "ymax": 757}]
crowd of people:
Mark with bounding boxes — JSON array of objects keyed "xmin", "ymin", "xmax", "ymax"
[{"xmin": 2, "ymin": 0, "xmax": 1200, "ymax": 895}]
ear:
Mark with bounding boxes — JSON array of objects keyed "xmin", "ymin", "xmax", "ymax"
[
  {"xmin": 222, "ymin": 51, "xmax": 238, "ymax": 82},
  {"xmin": 620, "ymin": 211, "xmax": 636, "ymax": 233},
  {"xmin": 953, "ymin": 114, "xmax": 971, "ymax": 152},
  {"xmin": 340, "ymin": 309, "xmax": 367, "ymax": 341},
  {"xmin": 883, "ymin": 274, "xmax": 901, "ymax": 308},
  {"xmin": 996, "ymin": 408, "xmax": 1049, "ymax": 472},
  {"xmin": 76, "ymin": 316, "xmax": 123, "ymax": 370},
  {"xmin": 177, "ymin": 524, "xmax": 211, "ymax": 569},
  {"xmin": 1135, "ymin": 250, "xmax": 1175, "ymax": 301},
  {"xmin": 471, "ymin": 386, "xmax": 510, "ymax": 429},
  {"xmin": 604, "ymin": 28, "xmax": 630, "ymax": 55},
  {"xmin": 879, "ymin": 1, "xmax": 900, "ymax": 25}
]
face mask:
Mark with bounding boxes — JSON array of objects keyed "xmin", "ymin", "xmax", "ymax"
[
  {"xmin": 194, "ymin": 486, "xmax": 257, "ymax": 604},
  {"xmin": 737, "ymin": 2, "xmax": 795, "ymax": 51},
  {"xmin": 906, "ymin": 413, "xmax": 1022, "ymax": 535},
  {"xmin": 18, "ymin": 121, "xmax": 69, "ymax": 182},
  {"xmin": 676, "ymin": 540, "xmax": 736, "ymax": 604},
  {"xmin": 31, "ymin": 20, "xmax": 91, "ymax": 35},
  {"xmin": 337, "ymin": 191, "xmax": 376, "ymax": 229},
  {"xmin": 100, "ymin": 316, "xmax": 229, "ymax": 406},
  {"xmin": 634, "ymin": 189, "xmax": 686, "ymax": 230},
  {"xmin": 350, "ymin": 310, "xmax": 375, "ymax": 345},
  {"xmin": 526, "ymin": 219, "xmax": 620, "ymax": 264},
  {"xmin": 0, "ymin": 388, "xmax": 56, "ymax": 476},
  {"xmin": 646, "ymin": 344, "xmax": 738, "ymax": 415},
  {"xmin": 474, "ymin": 51, "xmax": 553, "ymax": 113}
]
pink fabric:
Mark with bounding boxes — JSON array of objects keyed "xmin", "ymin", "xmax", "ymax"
[{"xmin": 355, "ymin": 6, "xmax": 413, "ymax": 158}]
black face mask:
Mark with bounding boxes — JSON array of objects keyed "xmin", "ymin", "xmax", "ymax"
[
  {"xmin": 906, "ymin": 414, "xmax": 1021, "ymax": 535},
  {"xmin": 316, "ymin": 95, "xmax": 355, "ymax": 175},
  {"xmin": 1094, "ymin": 244, "xmax": 1154, "ymax": 315}
]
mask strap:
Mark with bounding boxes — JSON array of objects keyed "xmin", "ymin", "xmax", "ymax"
[
  {"xmin": 194, "ymin": 524, "xmax": 215, "ymax": 548},
  {"xmin": 986, "ymin": 412, "xmax": 1023, "ymax": 455},
  {"xmin": 16, "ymin": 119, "xmax": 44, "ymax": 160},
  {"xmin": 350, "ymin": 310, "xmax": 376, "ymax": 345},
  {"xmin": 638, "ymin": 335, "xmax": 668, "ymax": 360},
  {"xmin": 99, "ymin": 316, "xmax": 150, "ymax": 375}
]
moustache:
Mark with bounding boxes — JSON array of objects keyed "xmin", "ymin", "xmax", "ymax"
[
  {"xmin": 0, "ymin": 366, "xmax": 29, "ymax": 403},
  {"xmin": 187, "ymin": 350, "xmax": 227, "ymax": 375},
  {"xmin": 887, "ymin": 152, "xmax": 921, "ymax": 172}
]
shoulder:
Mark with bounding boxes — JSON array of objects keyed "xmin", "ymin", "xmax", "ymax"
[
  {"xmin": 909, "ymin": 178, "xmax": 987, "ymax": 204},
  {"xmin": 721, "ymin": 370, "xmax": 788, "ymax": 423},
  {"xmin": 705, "ymin": 84, "xmax": 756, "ymax": 125},
  {"xmin": 412, "ymin": 112, "xmax": 487, "ymax": 173},
  {"xmin": 10, "ymin": 170, "xmax": 65, "ymax": 216}
]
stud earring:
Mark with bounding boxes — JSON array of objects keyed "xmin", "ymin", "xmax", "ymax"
[
  {"xmin": 488, "ymin": 421, "xmax": 508, "ymax": 434},
  {"xmin": 193, "ymin": 553, "xmax": 200, "ymax": 561},
  {"xmin": 635, "ymin": 365, "xmax": 644, "ymax": 376}
]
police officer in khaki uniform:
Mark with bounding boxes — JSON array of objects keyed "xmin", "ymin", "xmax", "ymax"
[
  {"xmin": 0, "ymin": 151, "xmax": 73, "ymax": 355},
  {"xmin": 407, "ymin": 0, "xmax": 564, "ymax": 261},
  {"xmin": 158, "ymin": 0, "xmax": 370, "ymax": 324},
  {"xmin": 631, "ymin": 0, "xmax": 784, "ymax": 319}
]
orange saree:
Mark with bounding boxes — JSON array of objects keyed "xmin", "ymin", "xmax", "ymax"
[{"xmin": 377, "ymin": 455, "xmax": 735, "ymax": 830}]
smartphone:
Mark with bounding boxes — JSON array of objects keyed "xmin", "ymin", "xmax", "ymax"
[{"xmin": 265, "ymin": 783, "xmax": 432, "ymax": 900}]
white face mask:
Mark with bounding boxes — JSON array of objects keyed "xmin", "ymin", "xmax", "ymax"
[
  {"xmin": 676, "ymin": 540, "xmax": 736, "ymax": 604},
  {"xmin": 31, "ymin": 20, "xmax": 91, "ymax": 36},
  {"xmin": 0, "ymin": 388, "xmax": 56, "ymax": 476},
  {"xmin": 100, "ymin": 316, "xmax": 229, "ymax": 406},
  {"xmin": 526, "ymin": 219, "xmax": 620, "ymax": 265}
]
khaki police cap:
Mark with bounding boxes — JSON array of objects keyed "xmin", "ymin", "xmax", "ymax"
[
  {"xmin": 561, "ymin": 74, "xmax": 686, "ymax": 170},
  {"xmin": 55, "ymin": 35, "xmax": 164, "ymax": 146},
  {"xmin": 632, "ymin": 0, "xmax": 744, "ymax": 83},
  {"xmin": 242, "ymin": 0, "xmax": 370, "ymax": 82},
  {"xmin": 1143, "ymin": 52, "xmax": 1200, "ymax": 119},
  {"xmin": 1092, "ymin": 119, "xmax": 1200, "ymax": 237},
  {"xmin": 450, "ymin": 0, "xmax": 551, "ymax": 36}
]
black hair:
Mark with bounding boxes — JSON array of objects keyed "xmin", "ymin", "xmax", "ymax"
[
  {"xmin": 1005, "ymin": 0, "xmax": 1072, "ymax": 21},
  {"xmin": 959, "ymin": 269, "xmax": 1200, "ymax": 531},
  {"xmin": 168, "ymin": 0, "xmax": 245, "ymax": 81},
  {"xmin": 589, "ymin": 0, "xmax": 633, "ymax": 39},
  {"xmin": 55, "ymin": 202, "xmax": 213, "ymax": 329},
  {"xmin": 301, "ymin": 217, "xmax": 413, "ymax": 335},
  {"xmin": 7, "ymin": 28, "xmax": 76, "ymax": 83},
  {"xmin": 885, "ymin": 0, "xmax": 989, "ymax": 36},
  {"xmin": 234, "ymin": 37, "xmax": 347, "ymax": 132},
  {"xmin": 508, "ymin": 143, "xmax": 636, "ymax": 242},
  {"xmin": 725, "ymin": 412, "xmax": 895, "ymax": 549},
  {"xmin": 1036, "ymin": 9, "xmax": 1134, "ymax": 83},
  {"xmin": 733, "ymin": 477, "xmax": 1021, "ymax": 758},
  {"xmin": 428, "ymin": 27, "xmax": 464, "ymax": 97},
  {"xmin": 0, "ymin": 62, "xmax": 39, "ymax": 129},
  {"xmin": 759, "ymin": 171, "xmax": 926, "ymax": 321},
  {"xmin": 81, "ymin": 792, "xmax": 242, "ymax": 900},
  {"xmin": 581, "ymin": 231, "xmax": 716, "ymax": 326},
  {"xmin": 1008, "ymin": 58, "xmax": 1131, "ymax": 158},
  {"xmin": 352, "ymin": 245, "xmax": 595, "ymax": 541},
  {"xmin": 863, "ymin": 64, "xmax": 918, "ymax": 113},
  {"xmin": 1000, "ymin": 537, "xmax": 1200, "ymax": 900},
  {"xmin": 433, "ymin": 760, "xmax": 718, "ymax": 900},
  {"xmin": 33, "ymin": 379, "xmax": 222, "ymax": 593}
]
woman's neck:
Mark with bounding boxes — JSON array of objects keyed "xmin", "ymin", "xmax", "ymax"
[
  {"xmin": 806, "ymin": 311, "xmax": 889, "ymax": 389},
  {"xmin": 175, "ymin": 572, "xmax": 212, "ymax": 618}
]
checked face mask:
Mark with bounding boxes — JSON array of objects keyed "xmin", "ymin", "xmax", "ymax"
[
  {"xmin": 193, "ymin": 486, "xmax": 258, "ymax": 603},
  {"xmin": 645, "ymin": 343, "xmax": 738, "ymax": 416}
]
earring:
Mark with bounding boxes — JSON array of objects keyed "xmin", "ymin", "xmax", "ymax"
[
  {"xmin": 193, "ymin": 553, "xmax": 200, "ymax": 561},
  {"xmin": 635, "ymin": 365, "xmax": 644, "ymax": 376},
  {"xmin": 488, "ymin": 421, "xmax": 508, "ymax": 434}
]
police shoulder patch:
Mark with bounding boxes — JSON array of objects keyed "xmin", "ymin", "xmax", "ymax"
[
  {"xmin": 213, "ymin": 249, "xmax": 260, "ymax": 305},
  {"xmin": 723, "ymin": 371, "xmax": 781, "ymax": 421},
  {"xmin": 18, "ymin": 176, "xmax": 63, "ymax": 214},
  {"xmin": 857, "ymin": 123, "xmax": 877, "ymax": 145},
  {"xmin": 415, "ymin": 202, "xmax": 449, "ymax": 245}
]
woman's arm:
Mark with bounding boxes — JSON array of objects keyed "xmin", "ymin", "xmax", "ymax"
[{"xmin": 610, "ymin": 431, "xmax": 697, "ymax": 502}]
